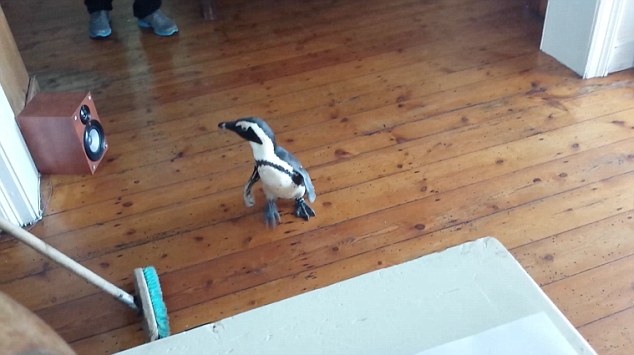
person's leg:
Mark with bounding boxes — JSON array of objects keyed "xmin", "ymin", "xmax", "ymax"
[
  {"xmin": 132, "ymin": 0, "xmax": 161, "ymax": 19},
  {"xmin": 135, "ymin": 0, "xmax": 179, "ymax": 37},
  {"xmin": 85, "ymin": 0, "xmax": 113, "ymax": 39},
  {"xmin": 84, "ymin": 0, "xmax": 113, "ymax": 13}
]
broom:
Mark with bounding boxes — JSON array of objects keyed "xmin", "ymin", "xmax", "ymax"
[{"xmin": 0, "ymin": 216, "xmax": 169, "ymax": 341}]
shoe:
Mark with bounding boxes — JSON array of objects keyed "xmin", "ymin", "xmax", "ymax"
[
  {"xmin": 138, "ymin": 9, "xmax": 178, "ymax": 37},
  {"xmin": 89, "ymin": 10, "xmax": 112, "ymax": 39}
]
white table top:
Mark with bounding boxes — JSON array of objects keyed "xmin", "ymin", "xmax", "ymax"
[{"xmin": 118, "ymin": 237, "xmax": 596, "ymax": 355}]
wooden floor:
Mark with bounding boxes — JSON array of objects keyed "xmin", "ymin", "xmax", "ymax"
[{"xmin": 1, "ymin": 0, "xmax": 633, "ymax": 353}]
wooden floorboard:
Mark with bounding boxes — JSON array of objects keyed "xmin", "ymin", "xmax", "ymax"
[{"xmin": 1, "ymin": 0, "xmax": 633, "ymax": 353}]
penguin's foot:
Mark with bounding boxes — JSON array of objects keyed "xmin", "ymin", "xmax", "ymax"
[
  {"xmin": 264, "ymin": 200, "xmax": 281, "ymax": 228},
  {"xmin": 294, "ymin": 198, "xmax": 315, "ymax": 221}
]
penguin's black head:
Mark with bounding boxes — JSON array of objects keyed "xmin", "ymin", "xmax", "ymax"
[{"xmin": 218, "ymin": 117, "xmax": 276, "ymax": 145}]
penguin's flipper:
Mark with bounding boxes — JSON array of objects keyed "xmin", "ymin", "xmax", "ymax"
[
  {"xmin": 294, "ymin": 198, "xmax": 316, "ymax": 221},
  {"xmin": 300, "ymin": 168, "xmax": 316, "ymax": 203},
  {"xmin": 243, "ymin": 165, "xmax": 260, "ymax": 207},
  {"xmin": 291, "ymin": 169, "xmax": 316, "ymax": 203},
  {"xmin": 275, "ymin": 146, "xmax": 316, "ymax": 203},
  {"xmin": 264, "ymin": 200, "xmax": 281, "ymax": 228}
]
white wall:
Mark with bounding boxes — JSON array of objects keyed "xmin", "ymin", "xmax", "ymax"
[
  {"xmin": 540, "ymin": 0, "xmax": 599, "ymax": 77},
  {"xmin": 0, "ymin": 85, "xmax": 41, "ymax": 226}
]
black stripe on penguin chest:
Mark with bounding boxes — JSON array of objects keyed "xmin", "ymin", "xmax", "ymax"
[{"xmin": 256, "ymin": 160, "xmax": 303, "ymax": 187}]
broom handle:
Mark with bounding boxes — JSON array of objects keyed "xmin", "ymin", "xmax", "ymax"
[{"xmin": 0, "ymin": 217, "xmax": 138, "ymax": 311}]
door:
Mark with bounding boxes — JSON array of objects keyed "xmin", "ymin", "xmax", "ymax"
[{"xmin": 540, "ymin": 0, "xmax": 634, "ymax": 78}]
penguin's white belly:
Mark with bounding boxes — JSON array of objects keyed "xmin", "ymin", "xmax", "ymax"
[{"xmin": 259, "ymin": 167, "xmax": 304, "ymax": 200}]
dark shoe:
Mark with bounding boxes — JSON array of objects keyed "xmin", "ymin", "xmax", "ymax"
[
  {"xmin": 89, "ymin": 10, "xmax": 111, "ymax": 39},
  {"xmin": 138, "ymin": 9, "xmax": 178, "ymax": 37}
]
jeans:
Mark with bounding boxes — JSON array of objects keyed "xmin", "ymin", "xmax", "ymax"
[{"xmin": 84, "ymin": 0, "xmax": 162, "ymax": 19}]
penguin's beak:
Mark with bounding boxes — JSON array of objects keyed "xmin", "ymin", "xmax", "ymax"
[
  {"xmin": 218, "ymin": 120, "xmax": 263, "ymax": 145},
  {"xmin": 218, "ymin": 121, "xmax": 236, "ymax": 131}
]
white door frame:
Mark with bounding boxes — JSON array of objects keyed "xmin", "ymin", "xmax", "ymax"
[
  {"xmin": 0, "ymin": 85, "xmax": 41, "ymax": 227},
  {"xmin": 584, "ymin": 0, "xmax": 627, "ymax": 78}
]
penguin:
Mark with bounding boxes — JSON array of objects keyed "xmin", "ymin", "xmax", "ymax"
[{"xmin": 218, "ymin": 117, "xmax": 316, "ymax": 227}]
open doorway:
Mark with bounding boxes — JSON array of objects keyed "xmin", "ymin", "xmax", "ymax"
[{"xmin": 540, "ymin": 0, "xmax": 634, "ymax": 78}]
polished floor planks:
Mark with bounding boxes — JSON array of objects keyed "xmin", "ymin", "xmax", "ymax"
[{"xmin": 0, "ymin": 0, "xmax": 632, "ymax": 353}]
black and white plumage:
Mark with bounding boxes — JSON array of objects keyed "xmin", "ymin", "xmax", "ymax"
[{"xmin": 218, "ymin": 117, "xmax": 316, "ymax": 227}]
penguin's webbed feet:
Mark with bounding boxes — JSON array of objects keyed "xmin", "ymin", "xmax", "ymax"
[
  {"xmin": 264, "ymin": 200, "xmax": 281, "ymax": 228},
  {"xmin": 294, "ymin": 198, "xmax": 316, "ymax": 221}
]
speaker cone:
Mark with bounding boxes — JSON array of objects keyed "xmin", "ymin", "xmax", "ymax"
[
  {"xmin": 84, "ymin": 120, "xmax": 106, "ymax": 161},
  {"xmin": 79, "ymin": 104, "xmax": 91, "ymax": 124}
]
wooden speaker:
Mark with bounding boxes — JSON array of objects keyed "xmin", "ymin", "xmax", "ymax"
[{"xmin": 17, "ymin": 91, "xmax": 108, "ymax": 175}]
